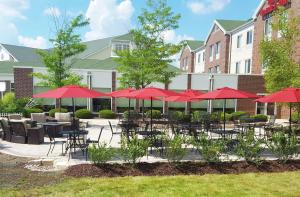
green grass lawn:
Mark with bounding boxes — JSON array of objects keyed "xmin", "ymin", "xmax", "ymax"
[{"xmin": 2, "ymin": 171, "xmax": 300, "ymax": 197}]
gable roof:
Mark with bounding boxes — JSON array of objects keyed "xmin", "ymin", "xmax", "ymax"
[
  {"xmin": 0, "ymin": 57, "xmax": 180, "ymax": 74},
  {"xmin": 185, "ymin": 40, "xmax": 204, "ymax": 51},
  {"xmin": 215, "ymin": 19, "xmax": 249, "ymax": 32},
  {"xmin": 0, "ymin": 44, "xmax": 45, "ymax": 62},
  {"xmin": 253, "ymin": 0, "xmax": 267, "ymax": 19}
]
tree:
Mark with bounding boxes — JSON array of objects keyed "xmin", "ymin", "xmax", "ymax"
[
  {"xmin": 260, "ymin": 7, "xmax": 300, "ymax": 92},
  {"xmin": 115, "ymin": 0, "xmax": 182, "ymax": 89},
  {"xmin": 260, "ymin": 7, "xmax": 300, "ymax": 114},
  {"xmin": 32, "ymin": 15, "xmax": 89, "ymax": 108}
]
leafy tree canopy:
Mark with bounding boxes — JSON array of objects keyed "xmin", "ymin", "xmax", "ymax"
[{"xmin": 115, "ymin": 0, "xmax": 182, "ymax": 89}]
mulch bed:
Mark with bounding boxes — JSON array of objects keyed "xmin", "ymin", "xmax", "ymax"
[{"xmin": 65, "ymin": 160, "xmax": 300, "ymax": 178}]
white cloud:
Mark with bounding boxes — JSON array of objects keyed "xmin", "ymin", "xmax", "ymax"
[
  {"xmin": 162, "ymin": 30, "xmax": 194, "ymax": 44},
  {"xmin": 85, "ymin": 0, "xmax": 134, "ymax": 41},
  {"xmin": 18, "ymin": 36, "xmax": 48, "ymax": 49},
  {"xmin": 0, "ymin": 0, "xmax": 29, "ymax": 44},
  {"xmin": 44, "ymin": 7, "xmax": 61, "ymax": 17},
  {"xmin": 187, "ymin": 0, "xmax": 231, "ymax": 15}
]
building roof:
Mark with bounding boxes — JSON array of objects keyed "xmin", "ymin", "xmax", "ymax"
[
  {"xmin": 185, "ymin": 40, "xmax": 204, "ymax": 51},
  {"xmin": 0, "ymin": 57, "xmax": 180, "ymax": 74},
  {"xmin": 0, "ymin": 44, "xmax": 45, "ymax": 62},
  {"xmin": 215, "ymin": 19, "xmax": 249, "ymax": 32}
]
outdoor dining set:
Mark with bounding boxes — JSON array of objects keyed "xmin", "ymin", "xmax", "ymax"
[{"xmin": 0, "ymin": 85, "xmax": 300, "ymax": 160}]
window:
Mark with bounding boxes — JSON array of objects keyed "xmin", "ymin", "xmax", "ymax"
[
  {"xmin": 197, "ymin": 53, "xmax": 201, "ymax": 63},
  {"xmin": 10, "ymin": 83, "xmax": 14, "ymax": 92},
  {"xmin": 215, "ymin": 42, "xmax": 220, "ymax": 59},
  {"xmin": 264, "ymin": 17, "xmax": 272, "ymax": 39},
  {"xmin": 244, "ymin": 59, "xmax": 251, "ymax": 74},
  {"xmin": 202, "ymin": 52, "xmax": 205, "ymax": 61},
  {"xmin": 235, "ymin": 62, "xmax": 240, "ymax": 74},
  {"xmin": 215, "ymin": 65, "xmax": 220, "ymax": 73},
  {"xmin": 246, "ymin": 30, "xmax": 253, "ymax": 45},
  {"xmin": 112, "ymin": 43, "xmax": 130, "ymax": 56},
  {"xmin": 209, "ymin": 45, "xmax": 213, "ymax": 61},
  {"xmin": 237, "ymin": 35, "xmax": 242, "ymax": 48}
]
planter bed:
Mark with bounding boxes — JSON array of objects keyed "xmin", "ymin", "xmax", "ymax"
[{"xmin": 65, "ymin": 160, "xmax": 300, "ymax": 178}]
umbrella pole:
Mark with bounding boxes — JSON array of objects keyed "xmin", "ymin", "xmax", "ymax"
[
  {"xmin": 128, "ymin": 98, "xmax": 131, "ymax": 122},
  {"xmin": 151, "ymin": 97, "xmax": 153, "ymax": 133},
  {"xmin": 289, "ymin": 103, "xmax": 292, "ymax": 136},
  {"xmin": 223, "ymin": 99, "xmax": 226, "ymax": 132},
  {"xmin": 72, "ymin": 97, "xmax": 76, "ymax": 130}
]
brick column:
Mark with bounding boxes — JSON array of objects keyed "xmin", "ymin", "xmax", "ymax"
[
  {"xmin": 14, "ymin": 68, "xmax": 33, "ymax": 98},
  {"xmin": 111, "ymin": 71, "xmax": 117, "ymax": 112}
]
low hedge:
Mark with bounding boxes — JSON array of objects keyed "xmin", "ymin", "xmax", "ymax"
[
  {"xmin": 23, "ymin": 108, "xmax": 43, "ymax": 118},
  {"xmin": 123, "ymin": 110, "xmax": 140, "ymax": 119},
  {"xmin": 230, "ymin": 111, "xmax": 248, "ymax": 121},
  {"xmin": 75, "ymin": 109, "xmax": 93, "ymax": 119},
  {"xmin": 145, "ymin": 110, "xmax": 161, "ymax": 119},
  {"xmin": 99, "ymin": 109, "xmax": 116, "ymax": 119},
  {"xmin": 291, "ymin": 112, "xmax": 299, "ymax": 123},
  {"xmin": 251, "ymin": 114, "xmax": 268, "ymax": 122},
  {"xmin": 49, "ymin": 108, "xmax": 68, "ymax": 117},
  {"xmin": 220, "ymin": 113, "xmax": 232, "ymax": 121}
]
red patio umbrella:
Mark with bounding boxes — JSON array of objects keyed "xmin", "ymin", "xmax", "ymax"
[
  {"xmin": 196, "ymin": 87, "xmax": 258, "ymax": 132},
  {"xmin": 255, "ymin": 87, "xmax": 300, "ymax": 132},
  {"xmin": 128, "ymin": 87, "xmax": 181, "ymax": 131},
  {"xmin": 33, "ymin": 85, "xmax": 107, "ymax": 127}
]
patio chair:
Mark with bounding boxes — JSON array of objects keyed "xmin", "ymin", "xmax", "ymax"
[
  {"xmin": 8, "ymin": 114, "xmax": 22, "ymax": 121},
  {"xmin": 31, "ymin": 113, "xmax": 47, "ymax": 123},
  {"xmin": 0, "ymin": 119, "xmax": 11, "ymax": 141},
  {"xmin": 108, "ymin": 120, "xmax": 122, "ymax": 144},
  {"xmin": 46, "ymin": 126, "xmax": 67, "ymax": 156},
  {"xmin": 86, "ymin": 126, "xmax": 104, "ymax": 147},
  {"xmin": 9, "ymin": 121, "xmax": 27, "ymax": 144}
]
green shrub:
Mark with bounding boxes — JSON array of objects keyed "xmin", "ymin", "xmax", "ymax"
[
  {"xmin": 171, "ymin": 111, "xmax": 184, "ymax": 121},
  {"xmin": 145, "ymin": 110, "xmax": 161, "ymax": 119},
  {"xmin": 123, "ymin": 110, "xmax": 139, "ymax": 119},
  {"xmin": 120, "ymin": 134, "xmax": 150, "ymax": 165},
  {"xmin": 230, "ymin": 111, "xmax": 248, "ymax": 121},
  {"xmin": 291, "ymin": 113, "xmax": 299, "ymax": 123},
  {"xmin": 99, "ymin": 109, "xmax": 116, "ymax": 119},
  {"xmin": 23, "ymin": 108, "xmax": 43, "ymax": 118},
  {"xmin": 75, "ymin": 109, "xmax": 93, "ymax": 119},
  {"xmin": 234, "ymin": 130, "xmax": 264, "ymax": 166},
  {"xmin": 164, "ymin": 134, "xmax": 187, "ymax": 163},
  {"xmin": 193, "ymin": 134, "xmax": 226, "ymax": 163},
  {"xmin": 220, "ymin": 113, "xmax": 232, "ymax": 122},
  {"xmin": 251, "ymin": 114, "xmax": 268, "ymax": 122},
  {"xmin": 49, "ymin": 108, "xmax": 68, "ymax": 117},
  {"xmin": 210, "ymin": 112, "xmax": 221, "ymax": 122},
  {"xmin": 267, "ymin": 131, "xmax": 298, "ymax": 163},
  {"xmin": 88, "ymin": 143, "xmax": 115, "ymax": 165}
]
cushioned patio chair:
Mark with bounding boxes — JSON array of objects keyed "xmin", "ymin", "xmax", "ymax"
[
  {"xmin": 0, "ymin": 119, "xmax": 11, "ymax": 141},
  {"xmin": 31, "ymin": 113, "xmax": 47, "ymax": 123},
  {"xmin": 9, "ymin": 121, "xmax": 44, "ymax": 144}
]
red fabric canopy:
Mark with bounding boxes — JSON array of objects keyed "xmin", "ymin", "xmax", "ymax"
[
  {"xmin": 165, "ymin": 89, "xmax": 204, "ymax": 102},
  {"xmin": 196, "ymin": 87, "xmax": 258, "ymax": 100},
  {"xmin": 255, "ymin": 88, "xmax": 300, "ymax": 103},
  {"xmin": 181, "ymin": 89, "xmax": 205, "ymax": 97},
  {"xmin": 128, "ymin": 87, "xmax": 181, "ymax": 99},
  {"xmin": 107, "ymin": 88, "xmax": 135, "ymax": 98},
  {"xmin": 33, "ymin": 85, "xmax": 107, "ymax": 99}
]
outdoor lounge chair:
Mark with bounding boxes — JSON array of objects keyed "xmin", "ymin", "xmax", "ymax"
[
  {"xmin": 0, "ymin": 119, "xmax": 11, "ymax": 141},
  {"xmin": 9, "ymin": 121, "xmax": 44, "ymax": 144}
]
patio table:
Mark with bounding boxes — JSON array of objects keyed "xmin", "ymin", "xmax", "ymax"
[
  {"xmin": 59, "ymin": 130, "xmax": 88, "ymax": 154},
  {"xmin": 39, "ymin": 122, "xmax": 69, "ymax": 138}
]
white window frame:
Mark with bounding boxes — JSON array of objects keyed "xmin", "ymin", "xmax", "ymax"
[
  {"xmin": 246, "ymin": 30, "xmax": 253, "ymax": 45},
  {"xmin": 264, "ymin": 17, "xmax": 272, "ymax": 40},
  {"xmin": 209, "ymin": 45, "xmax": 213, "ymax": 62},
  {"xmin": 235, "ymin": 61, "xmax": 240, "ymax": 74},
  {"xmin": 237, "ymin": 35, "xmax": 242, "ymax": 48},
  {"xmin": 215, "ymin": 42, "xmax": 220, "ymax": 60},
  {"xmin": 244, "ymin": 59, "xmax": 251, "ymax": 74}
]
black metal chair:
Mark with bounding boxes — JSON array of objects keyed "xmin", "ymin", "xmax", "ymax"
[
  {"xmin": 108, "ymin": 120, "xmax": 122, "ymax": 144},
  {"xmin": 46, "ymin": 126, "xmax": 67, "ymax": 156},
  {"xmin": 86, "ymin": 126, "xmax": 104, "ymax": 147}
]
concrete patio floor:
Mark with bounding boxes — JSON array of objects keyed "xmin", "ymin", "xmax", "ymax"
[{"xmin": 0, "ymin": 118, "xmax": 294, "ymax": 171}]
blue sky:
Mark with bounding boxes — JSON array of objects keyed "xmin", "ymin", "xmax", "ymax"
[{"xmin": 0, "ymin": 0, "xmax": 261, "ymax": 48}]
